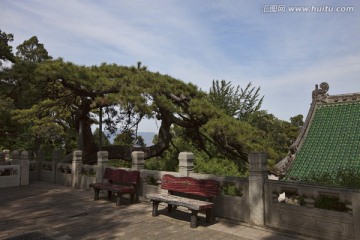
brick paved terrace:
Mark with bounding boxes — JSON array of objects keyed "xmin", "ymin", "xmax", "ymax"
[{"xmin": 0, "ymin": 182, "xmax": 310, "ymax": 240}]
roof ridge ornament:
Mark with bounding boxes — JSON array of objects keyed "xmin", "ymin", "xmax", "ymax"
[{"xmin": 312, "ymin": 82, "xmax": 329, "ymax": 102}]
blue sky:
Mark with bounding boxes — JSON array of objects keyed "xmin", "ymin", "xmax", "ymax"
[{"xmin": 2, "ymin": 0, "xmax": 360, "ymax": 132}]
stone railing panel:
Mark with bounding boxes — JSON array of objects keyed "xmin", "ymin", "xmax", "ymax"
[
  {"xmin": 40, "ymin": 161, "xmax": 55, "ymax": 183},
  {"xmin": 265, "ymin": 180, "xmax": 358, "ymax": 240},
  {"xmin": 29, "ymin": 161, "xmax": 40, "ymax": 181},
  {"xmin": 56, "ymin": 163, "xmax": 72, "ymax": 186},
  {"xmin": 78, "ymin": 164, "xmax": 97, "ymax": 189},
  {"xmin": 190, "ymin": 172, "xmax": 249, "ymax": 223},
  {"xmin": 0, "ymin": 165, "xmax": 20, "ymax": 188}
]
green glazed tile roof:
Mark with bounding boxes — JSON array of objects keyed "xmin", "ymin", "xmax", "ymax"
[{"xmin": 286, "ymin": 102, "xmax": 360, "ymax": 180}]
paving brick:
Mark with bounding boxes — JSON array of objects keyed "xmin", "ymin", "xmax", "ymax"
[{"xmin": 0, "ymin": 182, "xmax": 307, "ymax": 240}]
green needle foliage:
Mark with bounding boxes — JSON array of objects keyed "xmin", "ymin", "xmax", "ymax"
[{"xmin": 1, "ymin": 32, "xmax": 300, "ymax": 174}]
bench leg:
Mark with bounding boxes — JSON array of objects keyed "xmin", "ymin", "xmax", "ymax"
[
  {"xmin": 130, "ymin": 193, "xmax": 134, "ymax": 203},
  {"xmin": 115, "ymin": 194, "xmax": 121, "ymax": 206},
  {"xmin": 205, "ymin": 209, "xmax": 212, "ymax": 223},
  {"xmin": 167, "ymin": 204, "xmax": 172, "ymax": 212},
  {"xmin": 190, "ymin": 210, "xmax": 198, "ymax": 228},
  {"xmin": 135, "ymin": 192, "xmax": 139, "ymax": 202},
  {"xmin": 107, "ymin": 190, "xmax": 112, "ymax": 199},
  {"xmin": 152, "ymin": 201, "xmax": 159, "ymax": 217},
  {"xmin": 94, "ymin": 189, "xmax": 100, "ymax": 201}
]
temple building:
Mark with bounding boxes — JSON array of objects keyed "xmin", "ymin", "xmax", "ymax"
[{"xmin": 276, "ymin": 82, "xmax": 360, "ymax": 181}]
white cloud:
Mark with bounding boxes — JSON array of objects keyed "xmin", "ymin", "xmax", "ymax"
[{"xmin": 257, "ymin": 53, "xmax": 360, "ymax": 121}]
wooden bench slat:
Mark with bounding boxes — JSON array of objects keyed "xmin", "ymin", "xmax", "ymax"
[
  {"xmin": 161, "ymin": 174, "xmax": 220, "ymax": 197},
  {"xmin": 146, "ymin": 193, "xmax": 213, "ymax": 210},
  {"xmin": 90, "ymin": 183, "xmax": 135, "ymax": 194}
]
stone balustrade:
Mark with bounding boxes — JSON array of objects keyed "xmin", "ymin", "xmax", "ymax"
[{"xmin": 1, "ymin": 149, "xmax": 359, "ymax": 240}]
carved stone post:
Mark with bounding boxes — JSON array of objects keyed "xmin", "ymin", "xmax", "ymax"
[
  {"xmin": 11, "ymin": 150, "xmax": 20, "ymax": 164},
  {"xmin": 353, "ymin": 192, "xmax": 360, "ymax": 239},
  {"xmin": 249, "ymin": 152, "xmax": 268, "ymax": 226},
  {"xmin": 178, "ymin": 152, "xmax": 194, "ymax": 176},
  {"xmin": 72, "ymin": 150, "xmax": 82, "ymax": 188},
  {"xmin": 96, "ymin": 151, "xmax": 108, "ymax": 183},
  {"xmin": 131, "ymin": 151, "xmax": 144, "ymax": 201},
  {"xmin": 3, "ymin": 149, "xmax": 10, "ymax": 161},
  {"xmin": 131, "ymin": 151, "xmax": 144, "ymax": 171},
  {"xmin": 20, "ymin": 151, "xmax": 30, "ymax": 185}
]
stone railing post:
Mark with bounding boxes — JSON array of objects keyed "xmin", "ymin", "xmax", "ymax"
[
  {"xmin": 353, "ymin": 192, "xmax": 360, "ymax": 239},
  {"xmin": 72, "ymin": 150, "xmax": 82, "ymax": 188},
  {"xmin": 131, "ymin": 151, "xmax": 144, "ymax": 171},
  {"xmin": 178, "ymin": 152, "xmax": 194, "ymax": 177},
  {"xmin": 131, "ymin": 151, "xmax": 144, "ymax": 202},
  {"xmin": 3, "ymin": 149, "xmax": 10, "ymax": 161},
  {"xmin": 96, "ymin": 151, "xmax": 108, "ymax": 183},
  {"xmin": 249, "ymin": 152, "xmax": 268, "ymax": 226},
  {"xmin": 20, "ymin": 151, "xmax": 30, "ymax": 185},
  {"xmin": 11, "ymin": 150, "xmax": 20, "ymax": 164}
]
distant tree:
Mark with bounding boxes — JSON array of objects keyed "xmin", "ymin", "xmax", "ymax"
[
  {"xmin": 290, "ymin": 114, "xmax": 304, "ymax": 128},
  {"xmin": 0, "ymin": 29, "xmax": 15, "ymax": 68},
  {"xmin": 114, "ymin": 130, "xmax": 145, "ymax": 147},
  {"xmin": 0, "ymin": 35, "xmax": 55, "ymax": 150},
  {"xmin": 209, "ymin": 80, "xmax": 263, "ymax": 120},
  {"xmin": 0, "ymin": 97, "xmax": 14, "ymax": 149},
  {"xmin": 0, "ymin": 30, "xmax": 15, "ymax": 145},
  {"xmin": 135, "ymin": 135, "xmax": 146, "ymax": 147},
  {"xmin": 114, "ymin": 130, "xmax": 135, "ymax": 146},
  {"xmin": 247, "ymin": 110, "xmax": 299, "ymax": 163},
  {"xmin": 92, "ymin": 128, "xmax": 111, "ymax": 147},
  {"xmin": 15, "ymin": 36, "xmax": 52, "ymax": 63},
  {"xmin": 2, "ymin": 36, "xmax": 53, "ymax": 110}
]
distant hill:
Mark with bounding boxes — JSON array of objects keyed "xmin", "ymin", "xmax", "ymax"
[
  {"xmin": 138, "ymin": 132, "xmax": 156, "ymax": 146},
  {"xmin": 107, "ymin": 131, "xmax": 156, "ymax": 146}
]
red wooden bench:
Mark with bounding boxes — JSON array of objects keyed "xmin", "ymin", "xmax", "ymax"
[
  {"xmin": 146, "ymin": 174, "xmax": 220, "ymax": 228},
  {"xmin": 89, "ymin": 168, "xmax": 140, "ymax": 206}
]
